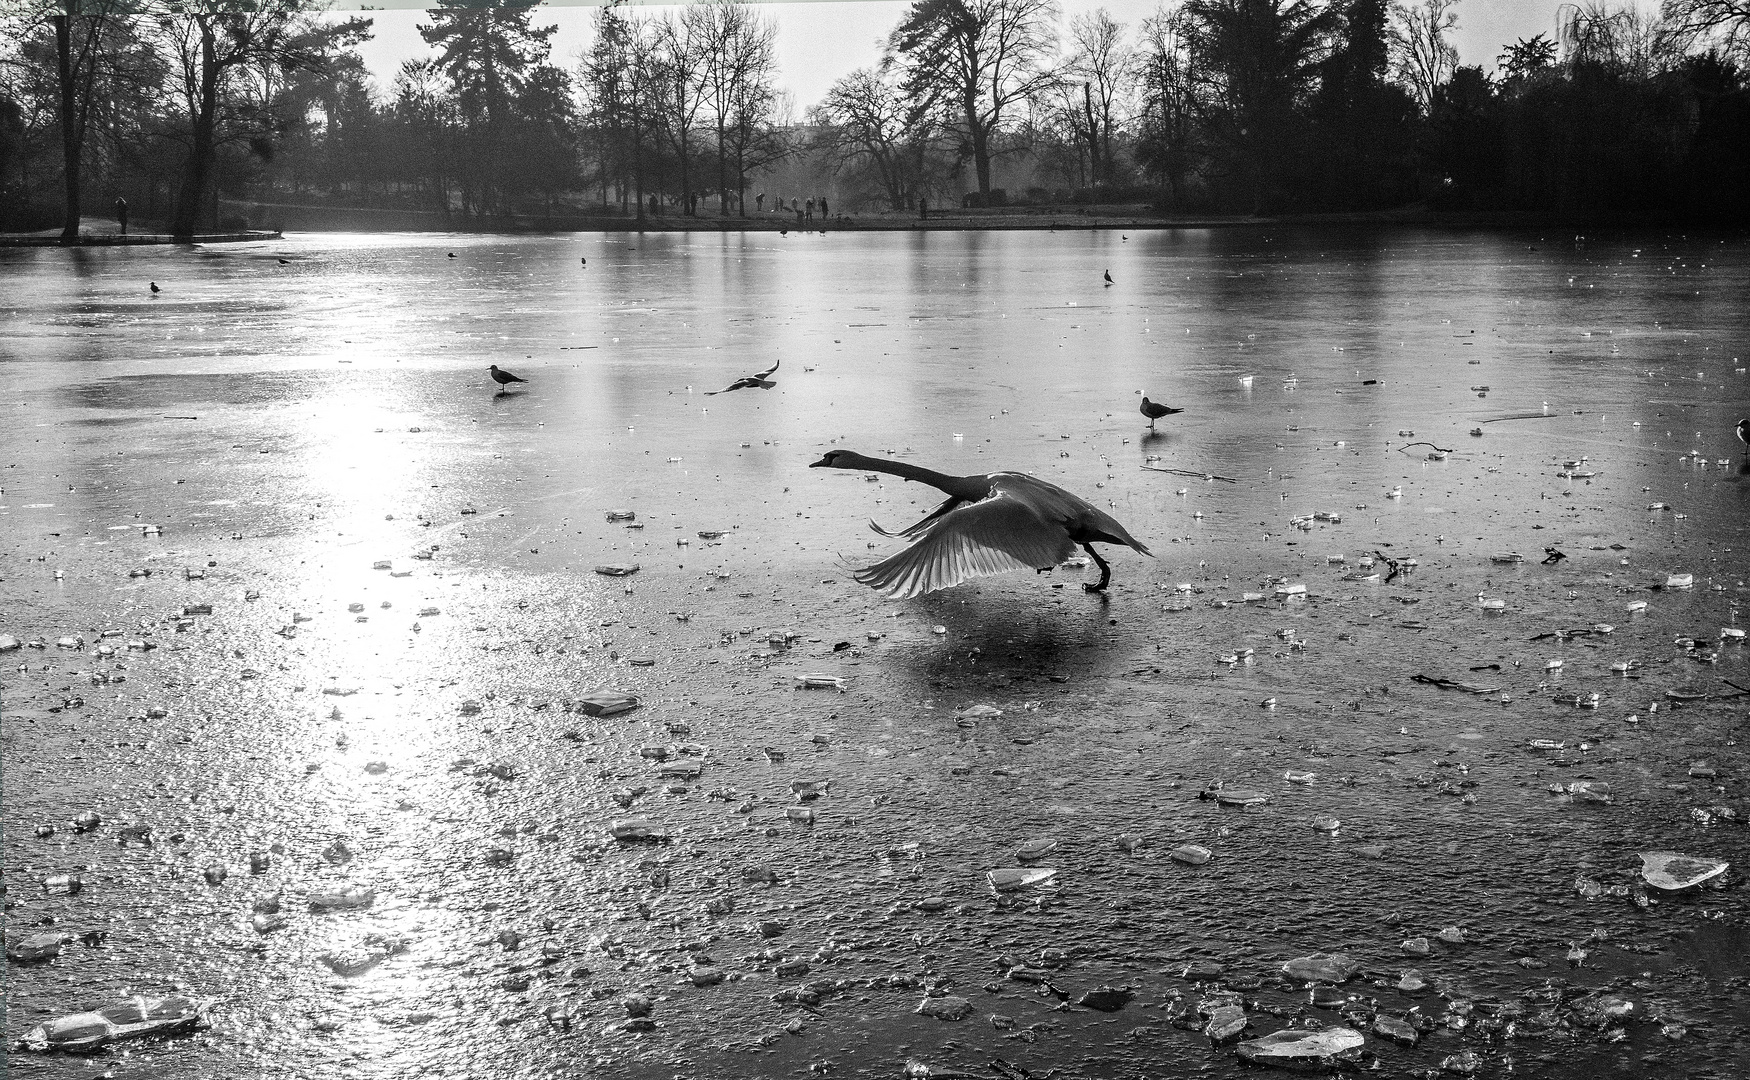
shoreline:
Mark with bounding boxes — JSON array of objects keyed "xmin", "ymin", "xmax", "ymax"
[
  {"xmin": 1, "ymin": 207, "xmax": 1584, "ymax": 245},
  {"xmin": 0, "ymin": 229, "xmax": 281, "ymax": 247}
]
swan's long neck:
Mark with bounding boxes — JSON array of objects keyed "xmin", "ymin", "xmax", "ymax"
[{"xmin": 835, "ymin": 453, "xmax": 985, "ymax": 499}]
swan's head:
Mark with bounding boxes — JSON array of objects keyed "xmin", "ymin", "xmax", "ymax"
[{"xmin": 809, "ymin": 450, "xmax": 853, "ymax": 469}]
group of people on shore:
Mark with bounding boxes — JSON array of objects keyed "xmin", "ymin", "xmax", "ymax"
[
  {"xmin": 638, "ymin": 190, "xmax": 833, "ymax": 223},
  {"xmin": 754, "ymin": 192, "xmax": 829, "ymax": 224}
]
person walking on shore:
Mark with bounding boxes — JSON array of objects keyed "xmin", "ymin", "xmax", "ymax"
[
  {"xmin": 806, "ymin": 198, "xmax": 814, "ymax": 222},
  {"xmin": 115, "ymin": 197, "xmax": 128, "ymax": 236},
  {"xmin": 919, "ymin": 197, "xmax": 927, "ymax": 221},
  {"xmin": 756, "ymin": 192, "xmax": 764, "ymax": 212},
  {"xmin": 820, "ymin": 196, "xmax": 829, "ymax": 218}
]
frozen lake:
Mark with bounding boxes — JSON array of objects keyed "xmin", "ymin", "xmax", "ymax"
[{"xmin": 2, "ymin": 228, "xmax": 1748, "ymax": 1078}]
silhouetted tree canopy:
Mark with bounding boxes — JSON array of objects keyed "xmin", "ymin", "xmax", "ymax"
[{"xmin": 2, "ymin": 0, "xmax": 1747, "ymax": 232}]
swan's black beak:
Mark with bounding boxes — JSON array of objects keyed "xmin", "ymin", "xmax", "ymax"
[{"xmin": 808, "ymin": 455, "xmax": 832, "ymax": 468}]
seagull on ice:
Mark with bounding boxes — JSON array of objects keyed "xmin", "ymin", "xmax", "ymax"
[{"xmin": 1139, "ymin": 396, "xmax": 1183, "ymax": 429}]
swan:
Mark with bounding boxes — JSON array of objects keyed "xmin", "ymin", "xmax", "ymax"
[
  {"xmin": 1140, "ymin": 396, "xmax": 1183, "ymax": 429},
  {"xmin": 705, "ymin": 359, "xmax": 779, "ymax": 395},
  {"xmin": 810, "ymin": 450, "xmax": 1151, "ymax": 596}
]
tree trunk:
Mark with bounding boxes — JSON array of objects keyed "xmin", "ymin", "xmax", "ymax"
[
  {"xmin": 55, "ymin": 14, "xmax": 82, "ymax": 241},
  {"xmin": 171, "ymin": 17, "xmax": 220, "ymax": 241},
  {"xmin": 633, "ymin": 120, "xmax": 646, "ymax": 223},
  {"xmin": 1082, "ymin": 83, "xmax": 1101, "ymax": 187},
  {"xmin": 734, "ymin": 134, "xmax": 746, "ymax": 218},
  {"xmin": 676, "ymin": 70, "xmax": 691, "ymax": 215},
  {"xmin": 965, "ymin": 93, "xmax": 990, "ymax": 195},
  {"xmin": 716, "ymin": 116, "xmax": 728, "ymax": 217}
]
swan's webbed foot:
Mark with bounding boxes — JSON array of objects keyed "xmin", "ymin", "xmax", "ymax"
[{"xmin": 1080, "ymin": 543, "xmax": 1112, "ymax": 593}]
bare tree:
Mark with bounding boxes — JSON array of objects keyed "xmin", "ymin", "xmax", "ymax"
[
  {"xmin": 1063, "ymin": 7, "xmax": 1131, "ymax": 186},
  {"xmin": 3, "ymin": 1, "xmax": 166, "ymax": 238},
  {"xmin": 1388, "ymin": 0, "xmax": 1460, "ymax": 114},
  {"xmin": 651, "ymin": 7, "xmax": 712, "ymax": 213},
  {"xmin": 1135, "ymin": 3, "xmax": 1200, "ymax": 205},
  {"xmin": 1658, "ymin": 0, "xmax": 1750, "ymax": 60},
  {"xmin": 695, "ymin": 0, "xmax": 777, "ymax": 217},
  {"xmin": 146, "ymin": 0, "xmax": 346, "ymax": 238},
  {"xmin": 49, "ymin": 0, "xmax": 116, "ymax": 238},
  {"xmin": 813, "ymin": 65, "xmax": 938, "ymax": 208},
  {"xmin": 1559, "ymin": 1, "xmax": 1677, "ymax": 78},
  {"xmin": 722, "ymin": 27, "xmax": 784, "ymax": 216},
  {"xmin": 889, "ymin": 0, "xmax": 1062, "ymax": 198}
]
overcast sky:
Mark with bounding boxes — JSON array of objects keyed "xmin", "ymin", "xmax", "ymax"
[{"xmin": 343, "ymin": 1, "xmax": 1581, "ymax": 109}]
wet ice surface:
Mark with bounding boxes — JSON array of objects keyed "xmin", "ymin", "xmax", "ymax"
[{"xmin": 2, "ymin": 229, "xmax": 1748, "ymax": 1078}]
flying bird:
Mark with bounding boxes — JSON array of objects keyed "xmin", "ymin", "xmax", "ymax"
[
  {"xmin": 149, "ymin": 282, "xmax": 159, "ymax": 293},
  {"xmin": 810, "ymin": 450, "xmax": 1151, "ymax": 596},
  {"xmin": 489, "ymin": 364, "xmax": 525, "ymax": 391},
  {"xmin": 1103, "ymin": 270, "xmax": 1113, "ymax": 286},
  {"xmin": 1140, "ymin": 396, "xmax": 1183, "ymax": 429},
  {"xmin": 705, "ymin": 359, "xmax": 779, "ymax": 395}
]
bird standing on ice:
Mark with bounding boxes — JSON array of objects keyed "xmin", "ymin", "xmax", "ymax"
[
  {"xmin": 810, "ymin": 450, "xmax": 1151, "ymax": 596},
  {"xmin": 489, "ymin": 365, "xmax": 525, "ymax": 392},
  {"xmin": 1103, "ymin": 270, "xmax": 1113, "ymax": 286},
  {"xmin": 1139, "ymin": 396, "xmax": 1183, "ymax": 429}
]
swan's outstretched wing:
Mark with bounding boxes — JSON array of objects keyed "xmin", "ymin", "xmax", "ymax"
[
  {"xmin": 869, "ymin": 494, "xmax": 965, "ymax": 539},
  {"xmin": 753, "ymin": 358, "xmax": 780, "ymax": 380},
  {"xmin": 853, "ymin": 492, "xmax": 1077, "ymax": 598}
]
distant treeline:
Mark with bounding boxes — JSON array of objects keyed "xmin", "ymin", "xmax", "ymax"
[{"xmin": 2, "ymin": 0, "xmax": 1748, "ymax": 236}]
